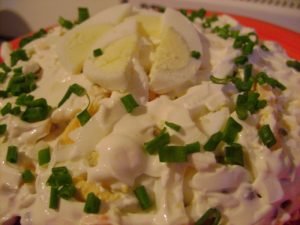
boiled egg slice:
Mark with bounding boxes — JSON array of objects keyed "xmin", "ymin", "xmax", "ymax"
[
  {"xmin": 149, "ymin": 8, "xmax": 203, "ymax": 94},
  {"xmin": 83, "ymin": 18, "xmax": 139, "ymax": 92},
  {"xmin": 56, "ymin": 4, "xmax": 132, "ymax": 74}
]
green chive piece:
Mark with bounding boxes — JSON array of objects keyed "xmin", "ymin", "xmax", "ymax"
[
  {"xmin": 19, "ymin": 28, "xmax": 47, "ymax": 48},
  {"xmin": 286, "ymin": 60, "xmax": 300, "ymax": 72},
  {"xmin": 77, "ymin": 7, "xmax": 90, "ymax": 24},
  {"xmin": 21, "ymin": 98, "xmax": 51, "ymax": 123},
  {"xmin": 144, "ymin": 130, "xmax": 170, "ymax": 155},
  {"xmin": 191, "ymin": 50, "xmax": 201, "ymax": 59},
  {"xmin": 6, "ymin": 72, "xmax": 38, "ymax": 96},
  {"xmin": 260, "ymin": 44, "xmax": 269, "ymax": 52},
  {"xmin": 0, "ymin": 124, "xmax": 7, "ymax": 135},
  {"xmin": 22, "ymin": 169, "xmax": 35, "ymax": 183},
  {"xmin": 10, "ymin": 106, "xmax": 21, "ymax": 116},
  {"xmin": 58, "ymin": 17, "xmax": 73, "ymax": 30},
  {"xmin": 236, "ymin": 93, "xmax": 248, "ymax": 120},
  {"xmin": 10, "ymin": 49, "xmax": 29, "ymax": 66},
  {"xmin": 255, "ymin": 72, "xmax": 286, "ymax": 91},
  {"xmin": 234, "ymin": 55, "xmax": 248, "ymax": 66},
  {"xmin": 38, "ymin": 147, "xmax": 51, "ymax": 166},
  {"xmin": 47, "ymin": 166, "xmax": 73, "ymax": 187},
  {"xmin": 77, "ymin": 109, "xmax": 91, "ymax": 126},
  {"xmin": 242, "ymin": 41, "xmax": 254, "ymax": 55},
  {"xmin": 223, "ymin": 117, "xmax": 243, "ymax": 144},
  {"xmin": 0, "ymin": 63, "xmax": 11, "ymax": 73},
  {"xmin": 180, "ymin": 9, "xmax": 187, "ymax": 16},
  {"xmin": 258, "ymin": 124, "xmax": 277, "ymax": 148},
  {"xmin": 120, "ymin": 94, "xmax": 139, "ymax": 113},
  {"xmin": 233, "ymin": 35, "xmax": 251, "ymax": 49},
  {"xmin": 225, "ymin": 143, "xmax": 244, "ymax": 166},
  {"xmin": 232, "ymin": 77, "xmax": 253, "ymax": 92},
  {"xmin": 244, "ymin": 64, "xmax": 253, "ymax": 81},
  {"xmin": 1, "ymin": 102, "xmax": 12, "ymax": 115},
  {"xmin": 93, "ymin": 48, "xmax": 103, "ymax": 57},
  {"xmin": 165, "ymin": 121, "xmax": 181, "ymax": 132},
  {"xmin": 84, "ymin": 192, "xmax": 101, "ymax": 214},
  {"xmin": 185, "ymin": 142, "xmax": 201, "ymax": 154},
  {"xmin": 58, "ymin": 83, "xmax": 86, "ymax": 107},
  {"xmin": 195, "ymin": 208, "xmax": 221, "ymax": 225},
  {"xmin": 16, "ymin": 94, "xmax": 34, "ymax": 106},
  {"xmin": 58, "ymin": 184, "xmax": 76, "ymax": 200},
  {"xmin": 6, "ymin": 145, "xmax": 18, "ymax": 164},
  {"xmin": 159, "ymin": 145, "xmax": 188, "ymax": 163},
  {"xmin": 0, "ymin": 72, "xmax": 8, "ymax": 83},
  {"xmin": 210, "ymin": 75, "xmax": 232, "ymax": 84},
  {"xmin": 204, "ymin": 131, "xmax": 223, "ymax": 151},
  {"xmin": 0, "ymin": 90, "xmax": 8, "ymax": 98},
  {"xmin": 134, "ymin": 186, "xmax": 152, "ymax": 210},
  {"xmin": 49, "ymin": 187, "xmax": 60, "ymax": 209}
]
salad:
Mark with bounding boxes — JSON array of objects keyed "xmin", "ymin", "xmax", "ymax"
[{"xmin": 0, "ymin": 3, "xmax": 300, "ymax": 225}]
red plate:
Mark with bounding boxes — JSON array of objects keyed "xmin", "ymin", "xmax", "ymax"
[{"xmin": 0, "ymin": 13, "xmax": 300, "ymax": 61}]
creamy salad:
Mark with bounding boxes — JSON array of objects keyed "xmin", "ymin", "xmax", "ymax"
[{"xmin": 0, "ymin": 4, "xmax": 300, "ymax": 225}]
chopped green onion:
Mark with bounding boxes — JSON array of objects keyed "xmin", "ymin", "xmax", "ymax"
[
  {"xmin": 191, "ymin": 50, "xmax": 201, "ymax": 59},
  {"xmin": 159, "ymin": 145, "xmax": 188, "ymax": 163},
  {"xmin": 38, "ymin": 147, "xmax": 51, "ymax": 166},
  {"xmin": 6, "ymin": 72, "xmax": 38, "ymax": 96},
  {"xmin": 1, "ymin": 102, "xmax": 12, "ymax": 116},
  {"xmin": 260, "ymin": 44, "xmax": 269, "ymax": 52},
  {"xmin": 16, "ymin": 94, "xmax": 34, "ymax": 106},
  {"xmin": 121, "ymin": 94, "xmax": 139, "ymax": 113},
  {"xmin": 144, "ymin": 129, "xmax": 170, "ymax": 155},
  {"xmin": 77, "ymin": 109, "xmax": 91, "ymax": 126},
  {"xmin": 49, "ymin": 187, "xmax": 60, "ymax": 209},
  {"xmin": 6, "ymin": 145, "xmax": 18, "ymax": 164},
  {"xmin": 185, "ymin": 142, "xmax": 201, "ymax": 154},
  {"xmin": 189, "ymin": 8, "xmax": 206, "ymax": 21},
  {"xmin": 233, "ymin": 35, "xmax": 251, "ymax": 49},
  {"xmin": 202, "ymin": 15, "xmax": 218, "ymax": 28},
  {"xmin": 22, "ymin": 169, "xmax": 35, "ymax": 183},
  {"xmin": 21, "ymin": 99, "xmax": 51, "ymax": 123},
  {"xmin": 0, "ymin": 72, "xmax": 8, "ymax": 83},
  {"xmin": 134, "ymin": 186, "xmax": 152, "ymax": 210},
  {"xmin": 10, "ymin": 106, "xmax": 21, "ymax": 116},
  {"xmin": 0, "ymin": 63, "xmax": 11, "ymax": 73},
  {"xmin": 47, "ymin": 166, "xmax": 73, "ymax": 187},
  {"xmin": 243, "ymin": 64, "xmax": 253, "ymax": 81},
  {"xmin": 58, "ymin": 83, "xmax": 86, "ymax": 107},
  {"xmin": 84, "ymin": 192, "xmax": 101, "ymax": 214},
  {"xmin": 165, "ymin": 121, "xmax": 181, "ymax": 132},
  {"xmin": 204, "ymin": 131, "xmax": 223, "ymax": 151},
  {"xmin": 222, "ymin": 117, "xmax": 242, "ymax": 144},
  {"xmin": 58, "ymin": 184, "xmax": 76, "ymax": 200},
  {"xmin": 13, "ymin": 67, "xmax": 23, "ymax": 76},
  {"xmin": 232, "ymin": 77, "xmax": 253, "ymax": 92},
  {"xmin": 0, "ymin": 90, "xmax": 8, "ymax": 98},
  {"xmin": 224, "ymin": 143, "xmax": 244, "ymax": 166},
  {"xmin": 286, "ymin": 60, "xmax": 300, "ymax": 72},
  {"xmin": 195, "ymin": 208, "xmax": 221, "ymax": 225},
  {"xmin": 242, "ymin": 41, "xmax": 254, "ymax": 55},
  {"xmin": 234, "ymin": 55, "xmax": 248, "ymax": 66},
  {"xmin": 247, "ymin": 32, "xmax": 259, "ymax": 44},
  {"xmin": 210, "ymin": 75, "xmax": 233, "ymax": 84},
  {"xmin": 19, "ymin": 28, "xmax": 47, "ymax": 48},
  {"xmin": 236, "ymin": 93, "xmax": 248, "ymax": 120},
  {"xmin": 258, "ymin": 124, "xmax": 276, "ymax": 148},
  {"xmin": 255, "ymin": 72, "xmax": 286, "ymax": 91},
  {"xmin": 10, "ymin": 49, "xmax": 29, "ymax": 66},
  {"xmin": 93, "ymin": 48, "xmax": 103, "ymax": 57},
  {"xmin": 58, "ymin": 17, "xmax": 73, "ymax": 30},
  {"xmin": 0, "ymin": 124, "xmax": 7, "ymax": 135},
  {"xmin": 77, "ymin": 7, "xmax": 90, "ymax": 24},
  {"xmin": 246, "ymin": 92, "xmax": 260, "ymax": 114}
]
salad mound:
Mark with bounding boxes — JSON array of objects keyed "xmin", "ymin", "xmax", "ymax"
[{"xmin": 0, "ymin": 4, "xmax": 300, "ymax": 225}]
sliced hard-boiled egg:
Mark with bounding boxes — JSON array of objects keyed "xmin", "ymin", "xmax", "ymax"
[
  {"xmin": 149, "ymin": 8, "xmax": 203, "ymax": 94},
  {"xmin": 56, "ymin": 4, "xmax": 132, "ymax": 74},
  {"xmin": 134, "ymin": 9, "xmax": 162, "ymax": 44},
  {"xmin": 83, "ymin": 18, "xmax": 139, "ymax": 91}
]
